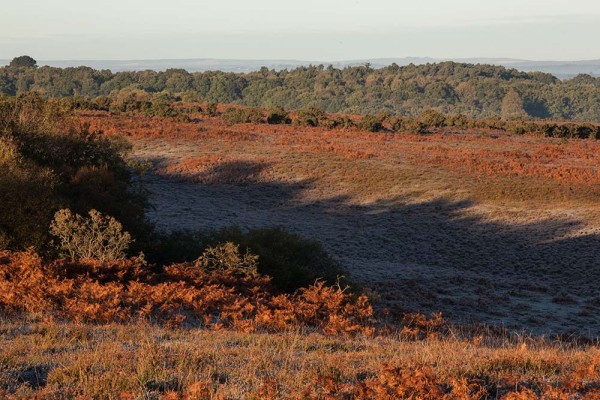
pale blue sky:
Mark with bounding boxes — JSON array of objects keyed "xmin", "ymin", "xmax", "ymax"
[{"xmin": 1, "ymin": 0, "xmax": 599, "ymax": 60}]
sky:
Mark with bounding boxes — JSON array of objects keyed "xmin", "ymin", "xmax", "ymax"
[{"xmin": 1, "ymin": 0, "xmax": 600, "ymax": 61}]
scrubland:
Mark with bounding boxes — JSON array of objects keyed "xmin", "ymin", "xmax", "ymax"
[
  {"xmin": 2, "ymin": 97, "xmax": 600, "ymax": 398},
  {"xmin": 81, "ymin": 107, "xmax": 600, "ymax": 335}
]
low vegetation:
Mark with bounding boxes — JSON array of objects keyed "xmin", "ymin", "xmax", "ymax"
[
  {"xmin": 0, "ymin": 249, "xmax": 373, "ymax": 335},
  {"xmin": 0, "ymin": 319, "xmax": 598, "ymax": 398},
  {"xmin": 151, "ymin": 227, "xmax": 348, "ymax": 293},
  {"xmin": 57, "ymin": 91, "xmax": 600, "ymax": 139},
  {"xmin": 1, "ymin": 82, "xmax": 599, "ymax": 398}
]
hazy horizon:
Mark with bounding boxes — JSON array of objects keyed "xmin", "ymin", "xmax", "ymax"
[{"xmin": 2, "ymin": 0, "xmax": 600, "ymax": 61}]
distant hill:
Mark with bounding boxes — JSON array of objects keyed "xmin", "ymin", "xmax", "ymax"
[{"xmin": 2, "ymin": 57, "xmax": 599, "ymax": 78}]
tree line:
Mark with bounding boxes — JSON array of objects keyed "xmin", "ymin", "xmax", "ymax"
[{"xmin": 2, "ymin": 56, "xmax": 600, "ymax": 122}]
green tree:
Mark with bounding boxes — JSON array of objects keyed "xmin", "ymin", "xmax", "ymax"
[
  {"xmin": 9, "ymin": 55, "xmax": 37, "ymax": 69},
  {"xmin": 501, "ymin": 90, "xmax": 527, "ymax": 120}
]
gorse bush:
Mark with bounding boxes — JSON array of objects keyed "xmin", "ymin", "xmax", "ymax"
[
  {"xmin": 358, "ymin": 115, "xmax": 384, "ymax": 132},
  {"xmin": 50, "ymin": 209, "xmax": 132, "ymax": 261},
  {"xmin": 266, "ymin": 106, "xmax": 291, "ymax": 124},
  {"xmin": 221, "ymin": 107, "xmax": 264, "ymax": 125},
  {"xmin": 295, "ymin": 107, "xmax": 327, "ymax": 127},
  {"xmin": 419, "ymin": 109, "xmax": 447, "ymax": 128},
  {"xmin": 204, "ymin": 101, "xmax": 219, "ymax": 117}
]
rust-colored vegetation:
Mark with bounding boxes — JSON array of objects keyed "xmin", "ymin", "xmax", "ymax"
[
  {"xmin": 80, "ymin": 106, "xmax": 600, "ymax": 204},
  {"xmin": 0, "ymin": 249, "xmax": 373, "ymax": 336},
  {"xmin": 2, "ymin": 100, "xmax": 600, "ymax": 398}
]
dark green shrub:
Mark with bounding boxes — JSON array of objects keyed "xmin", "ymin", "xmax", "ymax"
[
  {"xmin": 146, "ymin": 92, "xmax": 179, "ymax": 118},
  {"xmin": 445, "ymin": 113, "xmax": 471, "ymax": 129},
  {"xmin": 333, "ymin": 116, "xmax": 355, "ymax": 129},
  {"xmin": 204, "ymin": 101, "xmax": 219, "ymax": 117},
  {"xmin": 477, "ymin": 115, "xmax": 505, "ymax": 130},
  {"xmin": 419, "ymin": 109, "xmax": 447, "ymax": 128},
  {"xmin": 222, "ymin": 107, "xmax": 247, "ymax": 125},
  {"xmin": 266, "ymin": 106, "xmax": 291, "ymax": 124},
  {"xmin": 109, "ymin": 89, "xmax": 152, "ymax": 115},
  {"xmin": 295, "ymin": 107, "xmax": 327, "ymax": 127},
  {"xmin": 390, "ymin": 117, "xmax": 427, "ymax": 134},
  {"xmin": 244, "ymin": 107, "xmax": 264, "ymax": 124},
  {"xmin": 91, "ymin": 96, "xmax": 112, "ymax": 111},
  {"xmin": 222, "ymin": 107, "xmax": 264, "ymax": 125},
  {"xmin": 358, "ymin": 115, "xmax": 384, "ymax": 132},
  {"xmin": 151, "ymin": 227, "xmax": 348, "ymax": 293},
  {"xmin": 0, "ymin": 94, "xmax": 148, "ymax": 251}
]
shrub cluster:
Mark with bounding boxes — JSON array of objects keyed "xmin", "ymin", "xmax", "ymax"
[
  {"xmin": 266, "ymin": 106, "xmax": 291, "ymax": 124},
  {"xmin": 221, "ymin": 106, "xmax": 264, "ymax": 125},
  {"xmin": 384, "ymin": 109, "xmax": 600, "ymax": 138},
  {"xmin": 0, "ymin": 94, "xmax": 147, "ymax": 251},
  {"xmin": 150, "ymin": 227, "xmax": 348, "ymax": 293},
  {"xmin": 358, "ymin": 115, "xmax": 384, "ymax": 132},
  {"xmin": 51, "ymin": 92, "xmax": 600, "ymax": 139}
]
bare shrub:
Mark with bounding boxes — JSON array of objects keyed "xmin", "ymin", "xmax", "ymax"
[
  {"xmin": 194, "ymin": 242, "xmax": 258, "ymax": 276},
  {"xmin": 50, "ymin": 209, "xmax": 132, "ymax": 261}
]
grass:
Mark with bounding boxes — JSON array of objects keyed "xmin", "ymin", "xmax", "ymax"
[{"xmin": 0, "ymin": 319, "xmax": 598, "ymax": 398}]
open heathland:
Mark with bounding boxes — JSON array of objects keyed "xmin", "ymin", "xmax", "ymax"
[{"xmin": 81, "ymin": 107, "xmax": 600, "ymax": 336}]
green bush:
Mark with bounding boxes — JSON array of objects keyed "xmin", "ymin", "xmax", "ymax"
[
  {"xmin": 266, "ymin": 106, "xmax": 291, "ymax": 124},
  {"xmin": 0, "ymin": 94, "xmax": 148, "ymax": 251},
  {"xmin": 204, "ymin": 101, "xmax": 219, "ymax": 117},
  {"xmin": 91, "ymin": 96, "xmax": 112, "ymax": 111},
  {"xmin": 222, "ymin": 107, "xmax": 246, "ymax": 125},
  {"xmin": 145, "ymin": 92, "xmax": 179, "ymax": 118},
  {"xmin": 390, "ymin": 117, "xmax": 427, "ymax": 134},
  {"xmin": 294, "ymin": 107, "xmax": 327, "ymax": 127},
  {"xmin": 419, "ymin": 109, "xmax": 447, "ymax": 128},
  {"xmin": 445, "ymin": 113, "xmax": 471, "ymax": 129},
  {"xmin": 333, "ymin": 116, "xmax": 355, "ymax": 129},
  {"xmin": 358, "ymin": 115, "xmax": 384, "ymax": 132},
  {"xmin": 109, "ymin": 89, "xmax": 152, "ymax": 114},
  {"xmin": 222, "ymin": 107, "xmax": 264, "ymax": 125},
  {"xmin": 151, "ymin": 227, "xmax": 348, "ymax": 293}
]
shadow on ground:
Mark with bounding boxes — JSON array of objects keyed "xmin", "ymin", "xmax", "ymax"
[{"xmin": 142, "ymin": 160, "xmax": 600, "ymax": 336}]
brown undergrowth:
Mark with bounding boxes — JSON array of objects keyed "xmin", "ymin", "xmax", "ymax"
[
  {"xmin": 79, "ymin": 109, "xmax": 600, "ymax": 204},
  {"xmin": 0, "ymin": 250, "xmax": 373, "ymax": 336},
  {"xmin": 1, "ymin": 251, "xmax": 599, "ymax": 398},
  {"xmin": 1, "ymin": 250, "xmax": 599, "ymax": 398}
]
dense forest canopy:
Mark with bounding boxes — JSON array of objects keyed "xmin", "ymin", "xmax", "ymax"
[{"xmin": 2, "ymin": 56, "xmax": 600, "ymax": 121}]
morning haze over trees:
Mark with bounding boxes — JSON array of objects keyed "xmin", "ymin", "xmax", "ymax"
[{"xmin": 2, "ymin": 56, "xmax": 600, "ymax": 122}]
